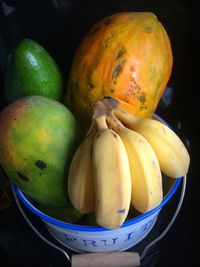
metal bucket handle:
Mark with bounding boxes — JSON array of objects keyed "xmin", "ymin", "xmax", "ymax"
[{"xmin": 11, "ymin": 175, "xmax": 186, "ymax": 267}]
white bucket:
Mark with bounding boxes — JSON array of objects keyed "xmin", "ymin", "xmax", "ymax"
[
  {"xmin": 11, "ymin": 114, "xmax": 182, "ymax": 253},
  {"xmin": 12, "ymin": 176, "xmax": 181, "ymax": 253}
]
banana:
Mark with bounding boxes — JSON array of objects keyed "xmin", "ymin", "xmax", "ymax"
[
  {"xmin": 67, "ymin": 120, "xmax": 96, "ymax": 214},
  {"xmin": 111, "ymin": 102, "xmax": 190, "ymax": 178},
  {"xmin": 92, "ymin": 114, "xmax": 132, "ymax": 229},
  {"xmin": 106, "ymin": 113, "xmax": 163, "ymax": 214}
]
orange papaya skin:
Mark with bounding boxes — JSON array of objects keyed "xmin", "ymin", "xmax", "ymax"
[{"xmin": 64, "ymin": 12, "xmax": 173, "ymax": 128}]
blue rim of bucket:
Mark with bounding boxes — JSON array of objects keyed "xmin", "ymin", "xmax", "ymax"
[
  {"xmin": 11, "ymin": 114, "xmax": 182, "ymax": 232},
  {"xmin": 12, "ymin": 178, "xmax": 182, "ymax": 232}
]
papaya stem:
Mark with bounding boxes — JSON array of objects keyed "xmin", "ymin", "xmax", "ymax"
[
  {"xmin": 102, "ymin": 96, "xmax": 139, "ymax": 128},
  {"xmin": 92, "ymin": 100, "xmax": 109, "ymax": 118},
  {"xmin": 102, "ymin": 96, "xmax": 120, "ymax": 111}
]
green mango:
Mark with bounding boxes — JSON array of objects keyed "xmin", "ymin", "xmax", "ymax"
[
  {"xmin": 0, "ymin": 95, "xmax": 81, "ymax": 207},
  {"xmin": 4, "ymin": 39, "xmax": 63, "ymax": 104},
  {"xmin": 82, "ymin": 213, "xmax": 98, "ymax": 226},
  {"xmin": 37, "ymin": 202, "xmax": 83, "ymax": 224}
]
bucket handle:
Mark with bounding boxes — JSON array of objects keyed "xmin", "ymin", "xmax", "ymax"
[{"xmin": 11, "ymin": 175, "xmax": 186, "ymax": 267}]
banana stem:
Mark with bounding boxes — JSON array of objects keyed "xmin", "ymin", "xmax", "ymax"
[
  {"xmin": 92, "ymin": 100, "xmax": 110, "ymax": 130},
  {"xmin": 95, "ymin": 116, "xmax": 108, "ymax": 130},
  {"xmin": 92, "ymin": 100, "xmax": 108, "ymax": 117},
  {"xmin": 113, "ymin": 107, "xmax": 139, "ymax": 128},
  {"xmin": 102, "ymin": 96, "xmax": 119, "ymax": 111},
  {"xmin": 102, "ymin": 96, "xmax": 139, "ymax": 128},
  {"xmin": 106, "ymin": 113, "xmax": 125, "ymax": 133},
  {"xmin": 85, "ymin": 118, "xmax": 96, "ymax": 138}
]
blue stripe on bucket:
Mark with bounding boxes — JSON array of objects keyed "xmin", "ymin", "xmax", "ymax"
[{"xmin": 12, "ymin": 177, "xmax": 182, "ymax": 232}]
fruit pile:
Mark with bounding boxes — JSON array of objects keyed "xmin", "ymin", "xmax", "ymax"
[{"xmin": 0, "ymin": 12, "xmax": 190, "ymax": 228}]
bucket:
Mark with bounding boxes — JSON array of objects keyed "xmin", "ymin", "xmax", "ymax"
[
  {"xmin": 12, "ymin": 176, "xmax": 181, "ymax": 254},
  {"xmin": 11, "ymin": 115, "xmax": 182, "ymax": 253}
]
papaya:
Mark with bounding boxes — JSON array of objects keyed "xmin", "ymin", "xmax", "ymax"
[
  {"xmin": 64, "ymin": 12, "xmax": 173, "ymax": 129},
  {"xmin": 0, "ymin": 96, "xmax": 81, "ymax": 207}
]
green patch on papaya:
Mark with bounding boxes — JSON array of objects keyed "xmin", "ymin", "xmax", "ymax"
[
  {"xmin": 112, "ymin": 60, "xmax": 125, "ymax": 80},
  {"xmin": 116, "ymin": 47, "xmax": 126, "ymax": 59},
  {"xmin": 144, "ymin": 25, "xmax": 153, "ymax": 33},
  {"xmin": 103, "ymin": 31, "xmax": 115, "ymax": 48},
  {"xmin": 86, "ymin": 25, "xmax": 102, "ymax": 36},
  {"xmin": 153, "ymin": 78, "xmax": 163, "ymax": 100},
  {"xmin": 88, "ymin": 82, "xmax": 95, "ymax": 89},
  {"xmin": 70, "ymin": 81, "xmax": 80, "ymax": 107},
  {"xmin": 139, "ymin": 92, "xmax": 146, "ymax": 104},
  {"xmin": 71, "ymin": 81, "xmax": 80, "ymax": 95},
  {"xmin": 139, "ymin": 106, "xmax": 147, "ymax": 111}
]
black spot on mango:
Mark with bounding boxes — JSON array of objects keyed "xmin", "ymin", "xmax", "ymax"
[
  {"xmin": 16, "ymin": 171, "xmax": 29, "ymax": 182},
  {"xmin": 35, "ymin": 160, "xmax": 47, "ymax": 170}
]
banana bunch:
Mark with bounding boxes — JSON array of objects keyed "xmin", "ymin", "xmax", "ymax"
[
  {"xmin": 67, "ymin": 98, "xmax": 190, "ymax": 229},
  {"xmin": 68, "ymin": 101, "xmax": 132, "ymax": 229},
  {"xmin": 103, "ymin": 97, "xmax": 190, "ymax": 178},
  {"xmin": 67, "ymin": 120, "xmax": 96, "ymax": 214},
  {"xmin": 106, "ymin": 113, "xmax": 163, "ymax": 214}
]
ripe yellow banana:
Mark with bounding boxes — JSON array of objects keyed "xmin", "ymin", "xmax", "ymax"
[
  {"xmin": 112, "ymin": 103, "xmax": 190, "ymax": 178},
  {"xmin": 106, "ymin": 114, "xmax": 163, "ymax": 214},
  {"xmin": 67, "ymin": 120, "xmax": 96, "ymax": 214},
  {"xmin": 93, "ymin": 114, "xmax": 132, "ymax": 229}
]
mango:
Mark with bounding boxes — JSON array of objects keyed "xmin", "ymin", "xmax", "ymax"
[
  {"xmin": 37, "ymin": 202, "xmax": 83, "ymax": 224},
  {"xmin": 0, "ymin": 96, "xmax": 81, "ymax": 207},
  {"xmin": 82, "ymin": 213, "xmax": 99, "ymax": 226},
  {"xmin": 4, "ymin": 39, "xmax": 63, "ymax": 104}
]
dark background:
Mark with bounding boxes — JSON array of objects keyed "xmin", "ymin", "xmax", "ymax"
[{"xmin": 0, "ymin": 0, "xmax": 199, "ymax": 266}]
